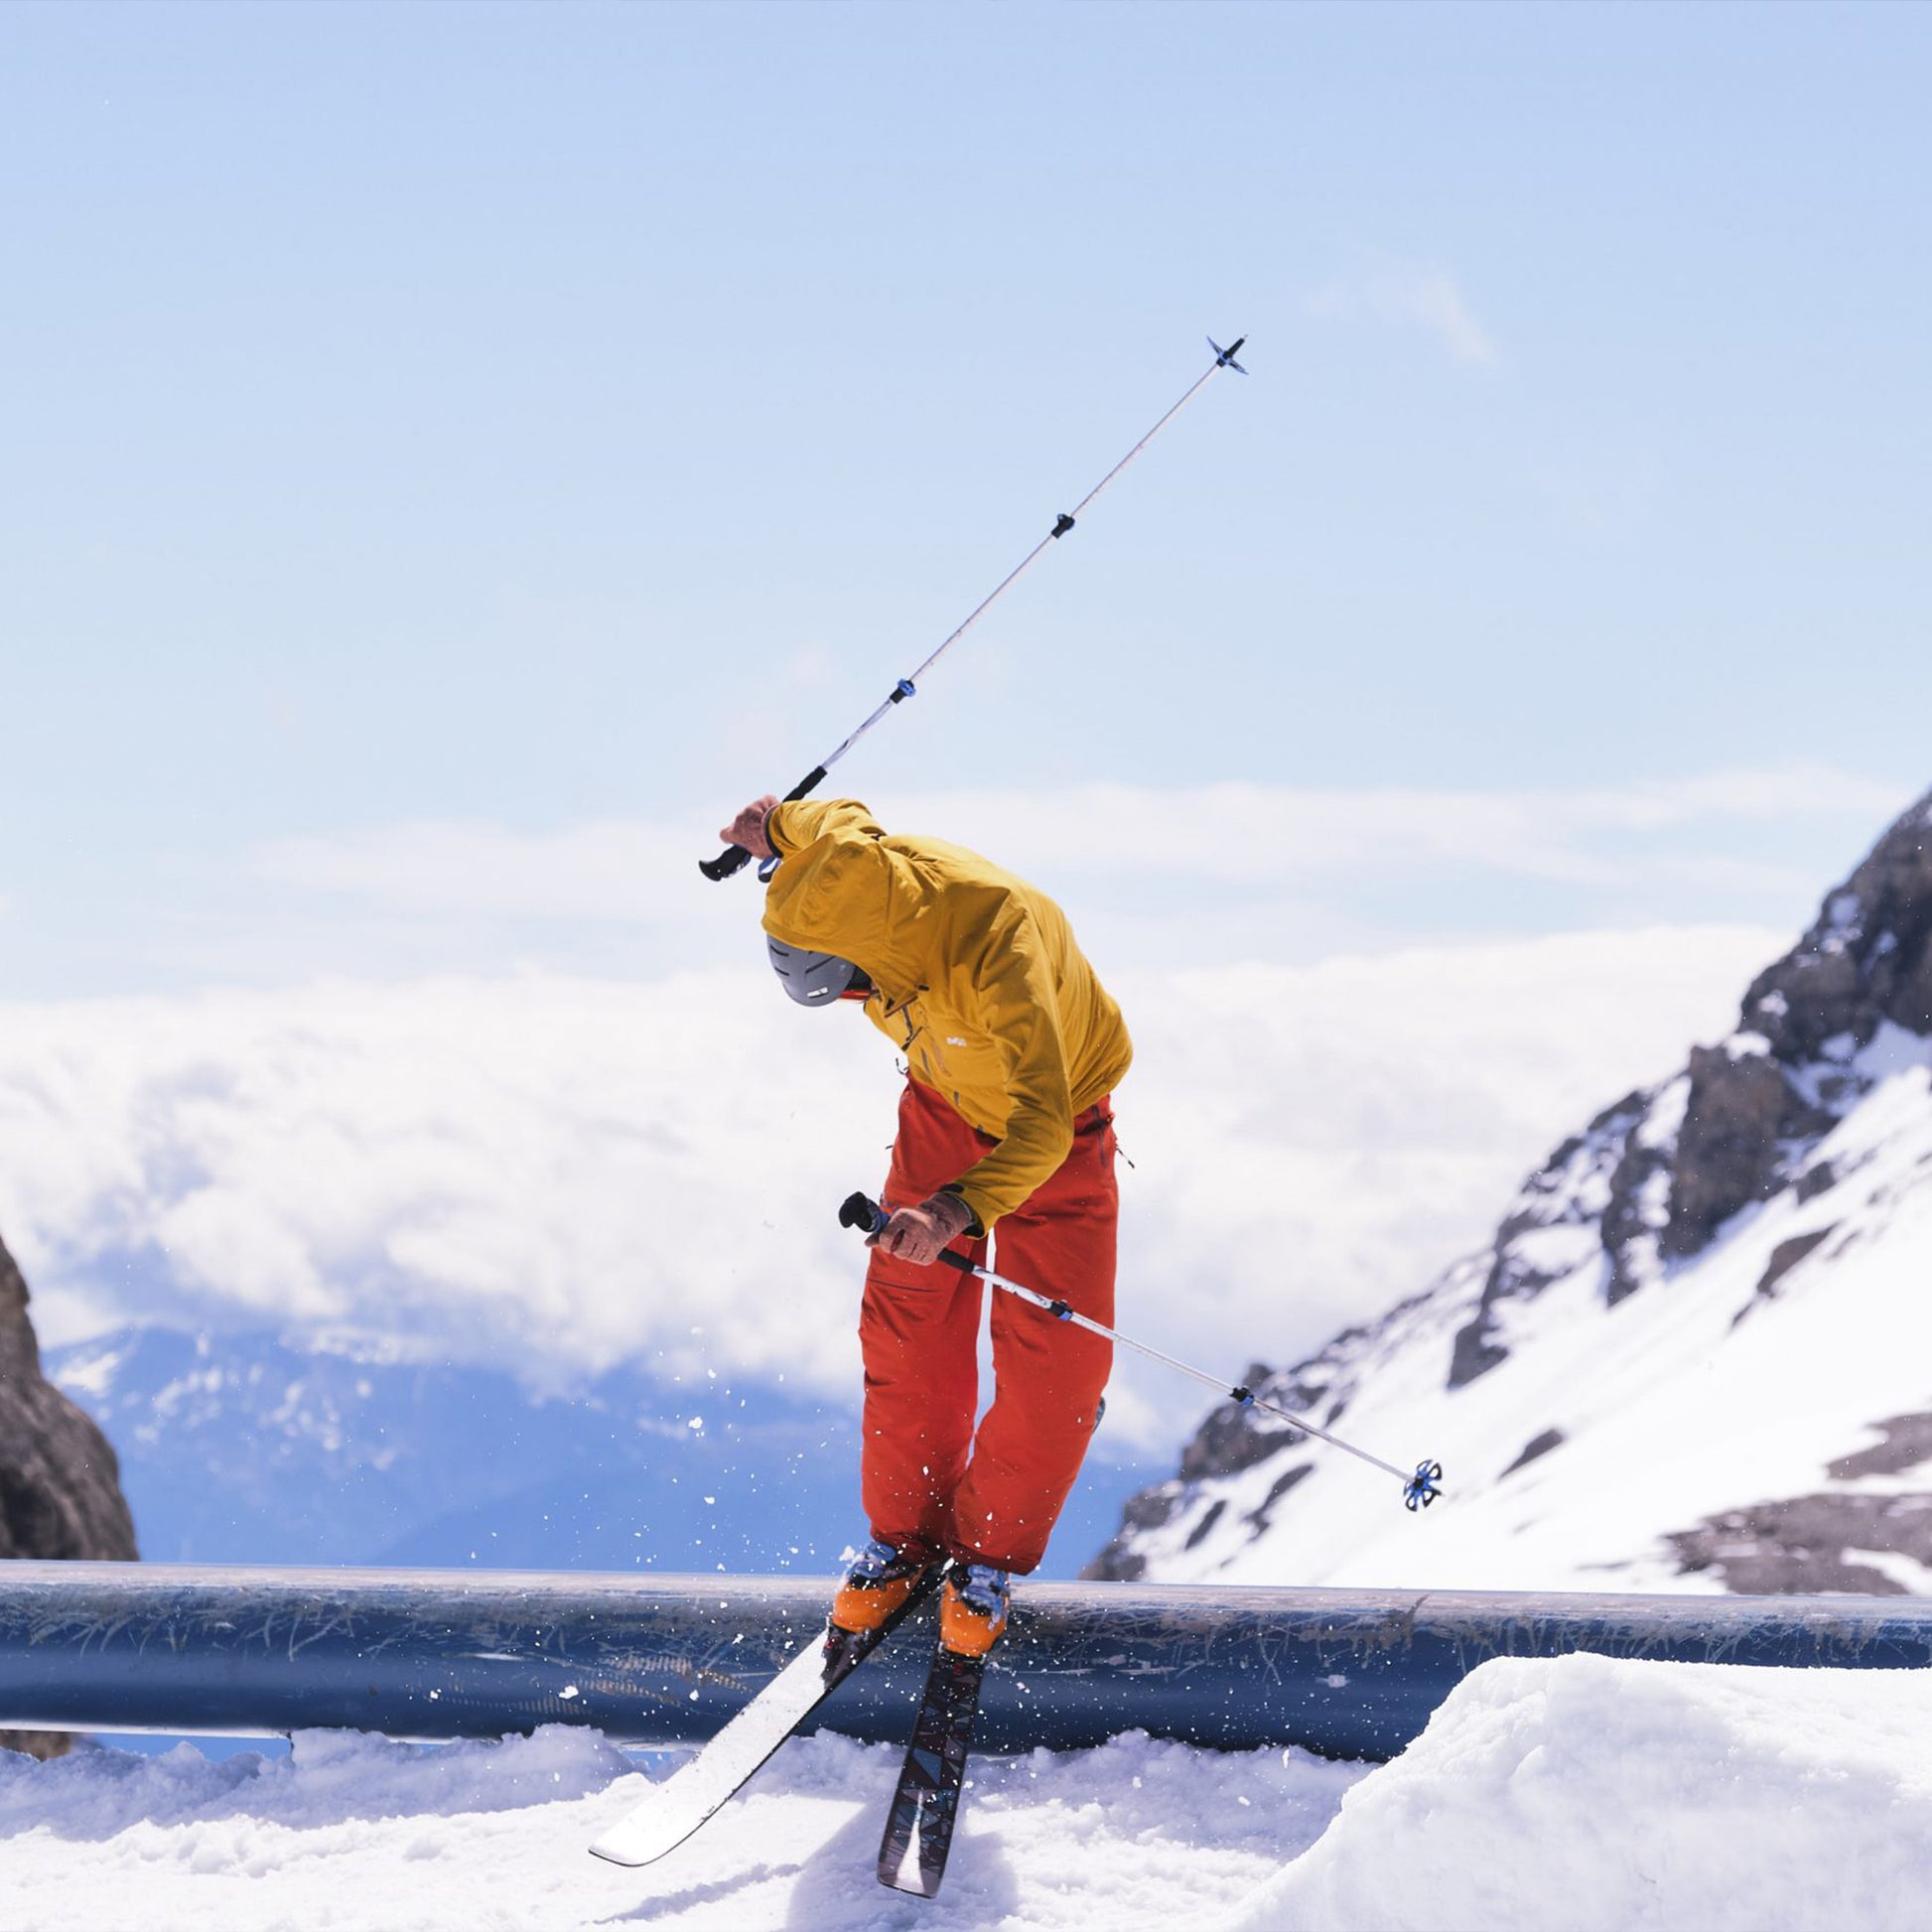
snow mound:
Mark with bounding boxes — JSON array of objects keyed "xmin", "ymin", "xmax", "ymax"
[
  {"xmin": 0, "ymin": 1725, "xmax": 632, "ymax": 1843},
  {"xmin": 1234, "ymin": 1653, "xmax": 1932, "ymax": 1932}
]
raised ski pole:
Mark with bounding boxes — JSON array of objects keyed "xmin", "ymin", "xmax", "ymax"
[
  {"xmin": 699, "ymin": 335, "xmax": 1250, "ymax": 881},
  {"xmin": 839, "ymin": 1191, "xmax": 1446, "ymax": 1511}
]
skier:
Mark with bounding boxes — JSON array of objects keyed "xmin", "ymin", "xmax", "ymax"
[{"xmin": 719, "ymin": 793, "xmax": 1131, "ymax": 1656}]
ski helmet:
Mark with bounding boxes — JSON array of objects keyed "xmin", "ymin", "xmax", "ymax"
[{"xmin": 766, "ymin": 935, "xmax": 866, "ymax": 1007}]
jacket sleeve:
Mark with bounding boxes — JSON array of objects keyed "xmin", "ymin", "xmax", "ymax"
[
  {"xmin": 946, "ymin": 905, "xmax": 1076, "ymax": 1228},
  {"xmin": 765, "ymin": 797, "xmax": 884, "ymax": 857}
]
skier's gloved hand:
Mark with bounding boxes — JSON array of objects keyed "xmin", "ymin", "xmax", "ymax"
[
  {"xmin": 869, "ymin": 1189, "xmax": 978, "ymax": 1269},
  {"xmin": 719, "ymin": 795, "xmax": 779, "ymax": 861}
]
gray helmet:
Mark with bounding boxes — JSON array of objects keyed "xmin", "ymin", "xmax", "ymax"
[{"xmin": 766, "ymin": 935, "xmax": 865, "ymax": 1007}]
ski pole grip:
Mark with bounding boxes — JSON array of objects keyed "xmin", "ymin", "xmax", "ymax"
[
  {"xmin": 701, "ymin": 767, "xmax": 835, "ymax": 882},
  {"xmin": 839, "ymin": 1191, "xmax": 888, "ymax": 1237},
  {"xmin": 836, "ymin": 1191, "xmax": 975, "ymax": 1272},
  {"xmin": 699, "ymin": 844, "xmax": 755, "ymax": 883}
]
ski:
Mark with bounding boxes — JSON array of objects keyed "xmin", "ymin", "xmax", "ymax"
[
  {"xmin": 589, "ymin": 1572, "xmax": 939, "ymax": 1868},
  {"xmin": 876, "ymin": 1637, "xmax": 987, "ymax": 1897}
]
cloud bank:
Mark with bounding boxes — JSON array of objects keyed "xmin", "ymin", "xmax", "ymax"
[
  {"xmin": 1308, "ymin": 262, "xmax": 1501, "ymax": 367},
  {"xmin": 257, "ymin": 766, "xmax": 1897, "ymax": 912},
  {"xmin": 0, "ymin": 923, "xmax": 1780, "ymax": 1451},
  {"xmin": 185, "ymin": 764, "xmax": 1904, "ymax": 1000}
]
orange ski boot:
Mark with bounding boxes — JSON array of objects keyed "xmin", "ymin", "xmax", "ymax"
[
  {"xmin": 831, "ymin": 1538, "xmax": 934, "ymax": 1634},
  {"xmin": 938, "ymin": 1562, "xmax": 1011, "ymax": 1656}
]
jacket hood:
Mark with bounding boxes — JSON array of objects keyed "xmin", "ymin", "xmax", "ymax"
[{"xmin": 760, "ymin": 809, "xmax": 934, "ymax": 1002}]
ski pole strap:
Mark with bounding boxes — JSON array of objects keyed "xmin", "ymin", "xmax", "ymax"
[{"xmin": 834, "ymin": 1190, "xmax": 1443, "ymax": 1508}]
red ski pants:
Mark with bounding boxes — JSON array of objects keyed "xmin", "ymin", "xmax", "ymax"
[{"xmin": 860, "ymin": 1077, "xmax": 1118, "ymax": 1576}]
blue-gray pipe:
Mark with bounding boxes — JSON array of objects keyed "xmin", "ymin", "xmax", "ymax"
[{"xmin": 2, "ymin": 1564, "xmax": 1927, "ymax": 1759}]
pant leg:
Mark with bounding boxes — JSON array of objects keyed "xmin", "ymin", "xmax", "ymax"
[
  {"xmin": 949, "ymin": 1102, "xmax": 1118, "ymax": 1575},
  {"xmin": 859, "ymin": 1079, "xmax": 994, "ymax": 1565}
]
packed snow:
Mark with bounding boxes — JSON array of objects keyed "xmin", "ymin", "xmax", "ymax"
[
  {"xmin": 0, "ymin": 1724, "xmax": 1359, "ymax": 1932},
  {"xmin": 1237, "ymin": 1655, "xmax": 1932, "ymax": 1932},
  {"xmin": 4, "ymin": 1655, "xmax": 1928, "ymax": 1930}
]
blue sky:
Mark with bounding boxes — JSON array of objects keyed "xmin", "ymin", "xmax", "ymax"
[
  {"xmin": 4, "ymin": 2, "xmax": 1932, "ymax": 1435},
  {"xmin": 3, "ymin": 1, "xmax": 1929, "ymax": 997}
]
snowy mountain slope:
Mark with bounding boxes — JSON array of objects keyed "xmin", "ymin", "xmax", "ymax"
[{"xmin": 1091, "ymin": 788, "xmax": 1932, "ymax": 1594}]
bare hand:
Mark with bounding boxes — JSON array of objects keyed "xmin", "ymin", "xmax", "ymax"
[
  {"xmin": 719, "ymin": 795, "xmax": 779, "ymax": 860},
  {"xmin": 868, "ymin": 1191, "xmax": 977, "ymax": 1269}
]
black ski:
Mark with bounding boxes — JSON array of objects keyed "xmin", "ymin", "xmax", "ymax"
[
  {"xmin": 590, "ymin": 1572, "xmax": 939, "ymax": 1868},
  {"xmin": 876, "ymin": 1638, "xmax": 986, "ymax": 1897}
]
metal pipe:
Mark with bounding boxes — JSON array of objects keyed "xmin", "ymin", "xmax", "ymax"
[{"xmin": 3, "ymin": 1564, "xmax": 1928, "ymax": 1759}]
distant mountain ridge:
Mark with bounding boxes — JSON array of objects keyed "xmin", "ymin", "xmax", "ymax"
[
  {"xmin": 1091, "ymin": 788, "xmax": 1932, "ymax": 1596},
  {"xmin": 47, "ymin": 1324, "xmax": 1164, "ymax": 1582},
  {"xmin": 48, "ymin": 1324, "xmax": 860, "ymax": 1575}
]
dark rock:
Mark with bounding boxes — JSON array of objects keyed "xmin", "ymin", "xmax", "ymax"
[
  {"xmin": 1454, "ymin": 1091, "xmax": 1649, "ymax": 1376},
  {"xmin": 0, "ymin": 1228, "xmax": 140, "ymax": 1759},
  {"xmin": 1663, "ymin": 1048, "xmax": 1828, "ymax": 1258},
  {"xmin": 1182, "ymin": 1498, "xmax": 1227, "ymax": 1551},
  {"xmin": 1120, "ymin": 1483, "xmax": 1184, "ymax": 1533},
  {"xmin": 1753, "ymin": 1228, "xmax": 1834, "ymax": 1303},
  {"xmin": 1244, "ymin": 1462, "xmax": 1312, "ymax": 1534},
  {"xmin": 1829, "ymin": 1414, "xmax": 1932, "ymax": 1481},
  {"xmin": 1080, "ymin": 1544, "xmax": 1146, "ymax": 1583},
  {"xmin": 0, "ymin": 1730, "xmax": 79, "ymax": 1761},
  {"xmin": 1794, "ymin": 1163, "xmax": 1838, "ymax": 1203},
  {"xmin": 1499, "ymin": 1428, "xmax": 1566, "ymax": 1478},
  {"xmin": 1666, "ymin": 1491, "xmax": 1932, "ymax": 1595},
  {"xmin": 1177, "ymin": 1362, "xmax": 1306, "ymax": 1480},
  {"xmin": 1598, "ymin": 1123, "xmax": 1673, "ymax": 1307},
  {"xmin": 1743, "ymin": 792, "xmax": 1932, "ymax": 1056},
  {"xmin": 1447, "ymin": 1319, "xmax": 1510, "ymax": 1391},
  {"xmin": 1080, "ymin": 1480, "xmax": 1184, "ymax": 1581}
]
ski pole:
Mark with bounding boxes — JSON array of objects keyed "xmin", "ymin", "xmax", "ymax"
[
  {"xmin": 837, "ymin": 1192, "xmax": 1445, "ymax": 1512},
  {"xmin": 700, "ymin": 334, "xmax": 1251, "ymax": 882}
]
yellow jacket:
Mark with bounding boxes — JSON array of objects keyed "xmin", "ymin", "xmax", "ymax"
[{"xmin": 762, "ymin": 798, "xmax": 1131, "ymax": 1228}]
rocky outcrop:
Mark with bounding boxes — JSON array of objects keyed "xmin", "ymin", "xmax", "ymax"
[
  {"xmin": 1092, "ymin": 788, "xmax": 1932, "ymax": 1592},
  {"xmin": 1451, "ymin": 1092, "xmax": 1645, "ymax": 1382},
  {"xmin": 1743, "ymin": 805, "xmax": 1932, "ymax": 1055},
  {"xmin": 1659, "ymin": 1046, "xmax": 1832, "ymax": 1261},
  {"xmin": 1451, "ymin": 788, "xmax": 1932, "ymax": 1372},
  {"xmin": 1667, "ymin": 1492, "xmax": 1932, "ymax": 1595},
  {"xmin": 1, "ymin": 1229, "xmax": 139, "ymax": 1758}
]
